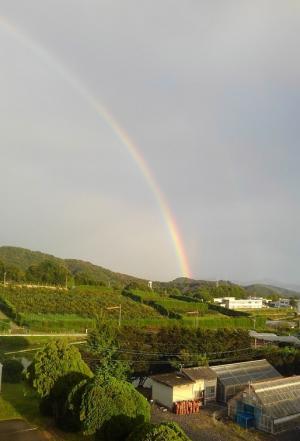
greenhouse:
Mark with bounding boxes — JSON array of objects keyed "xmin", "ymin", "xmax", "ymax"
[
  {"xmin": 211, "ymin": 359, "xmax": 281, "ymax": 402},
  {"xmin": 228, "ymin": 375, "xmax": 300, "ymax": 434}
]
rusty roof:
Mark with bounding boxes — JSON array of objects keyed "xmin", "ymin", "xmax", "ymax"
[
  {"xmin": 182, "ymin": 366, "xmax": 217, "ymax": 382},
  {"xmin": 151, "ymin": 372, "xmax": 194, "ymax": 388}
]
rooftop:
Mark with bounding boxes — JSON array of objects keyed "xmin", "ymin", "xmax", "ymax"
[
  {"xmin": 251, "ymin": 376, "xmax": 300, "ymax": 419},
  {"xmin": 250, "ymin": 331, "xmax": 300, "ymax": 346},
  {"xmin": 182, "ymin": 366, "xmax": 217, "ymax": 382},
  {"xmin": 211, "ymin": 359, "xmax": 281, "ymax": 387},
  {"xmin": 151, "ymin": 372, "xmax": 193, "ymax": 388}
]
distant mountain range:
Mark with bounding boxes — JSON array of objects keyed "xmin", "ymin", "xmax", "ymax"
[{"xmin": 0, "ymin": 245, "xmax": 299, "ymax": 297}]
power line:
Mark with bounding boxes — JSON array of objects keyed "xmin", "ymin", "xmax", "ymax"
[{"xmin": 114, "ymin": 346, "xmax": 254, "ymax": 357}]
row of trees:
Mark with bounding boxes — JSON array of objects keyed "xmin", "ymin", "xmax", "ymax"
[
  {"xmin": 26, "ymin": 327, "xmax": 191, "ymax": 440},
  {"xmin": 0, "ymin": 259, "xmax": 105, "ymax": 286}
]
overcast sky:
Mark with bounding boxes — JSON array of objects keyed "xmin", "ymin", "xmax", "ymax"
[{"xmin": 0, "ymin": 0, "xmax": 299, "ymax": 284}]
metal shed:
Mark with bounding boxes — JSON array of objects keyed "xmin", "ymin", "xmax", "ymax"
[
  {"xmin": 228, "ymin": 375, "xmax": 300, "ymax": 434},
  {"xmin": 211, "ymin": 359, "xmax": 281, "ymax": 402}
]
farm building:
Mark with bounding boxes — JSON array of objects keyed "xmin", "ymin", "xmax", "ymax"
[
  {"xmin": 228, "ymin": 376, "xmax": 300, "ymax": 434},
  {"xmin": 211, "ymin": 359, "xmax": 281, "ymax": 403},
  {"xmin": 151, "ymin": 366, "xmax": 217, "ymax": 410}
]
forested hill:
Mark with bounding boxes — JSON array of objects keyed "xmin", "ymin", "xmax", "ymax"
[
  {"xmin": 245, "ymin": 284, "xmax": 300, "ymax": 298},
  {"xmin": 0, "ymin": 246, "xmax": 299, "ymax": 297},
  {"xmin": 0, "ymin": 246, "xmax": 144, "ymax": 287}
]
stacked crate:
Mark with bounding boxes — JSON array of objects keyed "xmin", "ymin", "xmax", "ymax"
[{"xmin": 173, "ymin": 400, "xmax": 201, "ymax": 415}]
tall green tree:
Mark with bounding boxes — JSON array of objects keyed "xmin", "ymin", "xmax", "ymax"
[
  {"xmin": 87, "ymin": 321, "xmax": 131, "ymax": 380},
  {"xmin": 26, "ymin": 339, "xmax": 92, "ymax": 398}
]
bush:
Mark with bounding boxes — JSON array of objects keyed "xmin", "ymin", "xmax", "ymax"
[
  {"xmin": 2, "ymin": 358, "xmax": 23, "ymax": 383},
  {"xmin": 127, "ymin": 422, "xmax": 191, "ymax": 441},
  {"xmin": 80, "ymin": 375, "xmax": 150, "ymax": 440}
]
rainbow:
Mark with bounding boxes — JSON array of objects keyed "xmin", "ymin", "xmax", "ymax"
[{"xmin": 0, "ymin": 15, "xmax": 191, "ymax": 278}]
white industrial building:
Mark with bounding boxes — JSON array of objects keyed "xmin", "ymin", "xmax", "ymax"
[{"xmin": 214, "ymin": 297, "xmax": 263, "ymax": 310}]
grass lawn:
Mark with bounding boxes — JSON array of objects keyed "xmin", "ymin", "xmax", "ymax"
[{"xmin": 0, "ymin": 383, "xmax": 92, "ymax": 441}]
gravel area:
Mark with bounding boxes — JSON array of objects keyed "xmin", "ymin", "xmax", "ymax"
[{"xmin": 151, "ymin": 403, "xmax": 268, "ymax": 441}]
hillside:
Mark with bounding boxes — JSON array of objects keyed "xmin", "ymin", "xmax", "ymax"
[
  {"xmin": 1, "ymin": 246, "xmax": 299, "ymax": 298},
  {"xmin": 0, "ymin": 246, "xmax": 145, "ymax": 287},
  {"xmin": 245, "ymin": 284, "xmax": 300, "ymax": 298}
]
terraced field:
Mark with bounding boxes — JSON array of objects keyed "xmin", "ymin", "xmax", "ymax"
[{"xmin": 0, "ymin": 286, "xmax": 164, "ymax": 331}]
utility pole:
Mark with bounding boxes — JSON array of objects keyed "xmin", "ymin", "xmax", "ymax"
[
  {"xmin": 3, "ymin": 271, "xmax": 6, "ymax": 287},
  {"xmin": 119, "ymin": 304, "xmax": 122, "ymax": 328},
  {"xmin": 65, "ymin": 275, "xmax": 68, "ymax": 290},
  {"xmin": 106, "ymin": 304, "xmax": 122, "ymax": 327}
]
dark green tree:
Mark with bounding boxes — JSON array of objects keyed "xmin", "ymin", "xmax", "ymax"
[
  {"xmin": 87, "ymin": 321, "xmax": 131, "ymax": 379},
  {"xmin": 80, "ymin": 374, "xmax": 150, "ymax": 440},
  {"xmin": 26, "ymin": 339, "xmax": 92, "ymax": 398}
]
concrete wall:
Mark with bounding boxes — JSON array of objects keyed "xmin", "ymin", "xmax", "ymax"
[{"xmin": 173, "ymin": 384, "xmax": 194, "ymax": 404}]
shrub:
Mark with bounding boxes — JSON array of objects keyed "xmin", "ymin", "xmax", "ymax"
[
  {"xmin": 2, "ymin": 358, "xmax": 23, "ymax": 383},
  {"xmin": 80, "ymin": 375, "xmax": 150, "ymax": 440},
  {"xmin": 127, "ymin": 422, "xmax": 191, "ymax": 441}
]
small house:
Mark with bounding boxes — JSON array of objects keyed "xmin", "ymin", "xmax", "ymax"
[
  {"xmin": 211, "ymin": 359, "xmax": 281, "ymax": 403},
  {"xmin": 151, "ymin": 366, "xmax": 217, "ymax": 410},
  {"xmin": 228, "ymin": 376, "xmax": 300, "ymax": 434}
]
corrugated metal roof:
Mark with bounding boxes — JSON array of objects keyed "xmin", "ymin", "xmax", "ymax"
[
  {"xmin": 151, "ymin": 372, "xmax": 193, "ymax": 387},
  {"xmin": 182, "ymin": 366, "xmax": 217, "ymax": 381},
  {"xmin": 211, "ymin": 359, "xmax": 281, "ymax": 387},
  {"xmin": 249, "ymin": 331, "xmax": 300, "ymax": 346},
  {"xmin": 252, "ymin": 376, "xmax": 300, "ymax": 419}
]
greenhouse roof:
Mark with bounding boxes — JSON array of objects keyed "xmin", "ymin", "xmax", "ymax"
[
  {"xmin": 252, "ymin": 376, "xmax": 300, "ymax": 419},
  {"xmin": 211, "ymin": 359, "xmax": 281, "ymax": 387}
]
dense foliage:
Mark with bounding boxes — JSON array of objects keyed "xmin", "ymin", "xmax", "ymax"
[
  {"xmin": 27, "ymin": 339, "xmax": 93, "ymax": 397},
  {"xmin": 85, "ymin": 325, "xmax": 252, "ymax": 376},
  {"xmin": 0, "ymin": 259, "xmax": 24, "ymax": 282},
  {"xmin": 86, "ymin": 321, "xmax": 130, "ymax": 378},
  {"xmin": 80, "ymin": 374, "xmax": 150, "ymax": 440},
  {"xmin": 127, "ymin": 422, "xmax": 191, "ymax": 441},
  {"xmin": 25, "ymin": 260, "xmax": 69, "ymax": 286}
]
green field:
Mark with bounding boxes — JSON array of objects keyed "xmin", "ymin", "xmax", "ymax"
[
  {"xmin": 0, "ymin": 286, "xmax": 162, "ymax": 330},
  {"xmin": 0, "ymin": 285, "xmax": 268, "ymax": 332},
  {"xmin": 18, "ymin": 313, "xmax": 96, "ymax": 332}
]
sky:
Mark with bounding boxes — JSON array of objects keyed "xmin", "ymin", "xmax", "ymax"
[{"xmin": 0, "ymin": 0, "xmax": 299, "ymax": 284}]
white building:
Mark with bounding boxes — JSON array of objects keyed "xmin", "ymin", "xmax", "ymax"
[
  {"xmin": 225, "ymin": 297, "xmax": 263, "ymax": 310},
  {"xmin": 151, "ymin": 367, "xmax": 217, "ymax": 409},
  {"xmin": 214, "ymin": 297, "xmax": 263, "ymax": 310},
  {"xmin": 269, "ymin": 298, "xmax": 290, "ymax": 308}
]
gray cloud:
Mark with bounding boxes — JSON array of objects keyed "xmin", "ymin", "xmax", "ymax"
[{"xmin": 0, "ymin": 0, "xmax": 299, "ymax": 282}]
